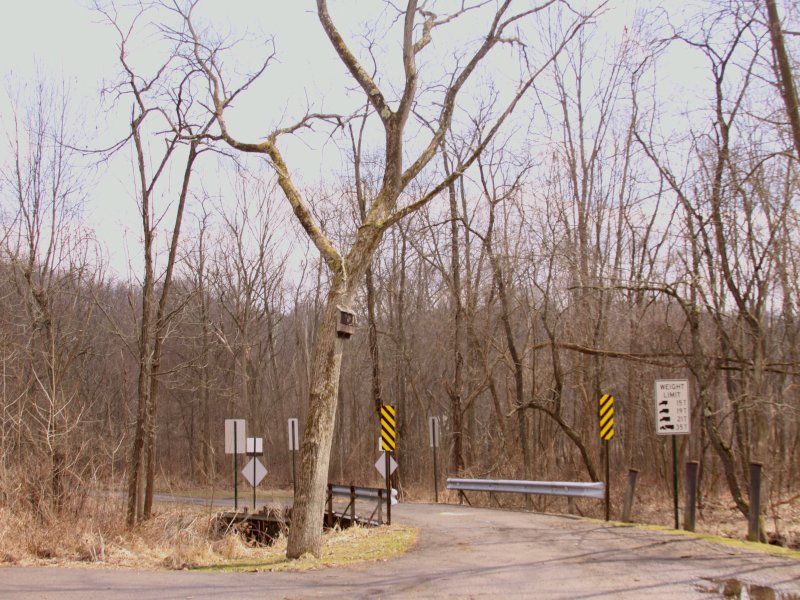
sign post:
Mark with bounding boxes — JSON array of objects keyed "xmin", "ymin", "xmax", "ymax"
[
  {"xmin": 288, "ymin": 418, "xmax": 299, "ymax": 496},
  {"xmin": 429, "ymin": 416, "xmax": 440, "ymax": 503},
  {"xmin": 655, "ymin": 379, "xmax": 691, "ymax": 529},
  {"xmin": 380, "ymin": 405, "xmax": 396, "ymax": 525},
  {"xmin": 599, "ymin": 394, "xmax": 615, "ymax": 521},
  {"xmin": 224, "ymin": 419, "xmax": 246, "ymax": 509},
  {"xmin": 244, "ymin": 437, "xmax": 265, "ymax": 510}
]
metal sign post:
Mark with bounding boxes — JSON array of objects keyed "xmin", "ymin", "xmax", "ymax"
[
  {"xmin": 599, "ymin": 394, "xmax": 615, "ymax": 521},
  {"xmin": 380, "ymin": 405, "xmax": 396, "ymax": 525},
  {"xmin": 429, "ymin": 416, "xmax": 440, "ymax": 503},
  {"xmin": 655, "ymin": 379, "xmax": 691, "ymax": 529},
  {"xmin": 224, "ymin": 419, "xmax": 246, "ymax": 510},
  {"xmin": 235, "ymin": 423, "xmax": 239, "ymax": 509},
  {"xmin": 385, "ymin": 451, "xmax": 391, "ymax": 523},
  {"xmin": 244, "ymin": 437, "xmax": 265, "ymax": 510},
  {"xmin": 288, "ymin": 418, "xmax": 299, "ymax": 496}
]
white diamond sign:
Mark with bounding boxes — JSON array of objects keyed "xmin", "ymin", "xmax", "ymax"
[
  {"xmin": 375, "ymin": 453, "xmax": 398, "ymax": 478},
  {"xmin": 242, "ymin": 457, "xmax": 267, "ymax": 487}
]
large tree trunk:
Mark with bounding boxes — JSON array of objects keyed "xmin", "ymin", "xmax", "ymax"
[{"xmin": 286, "ymin": 282, "xmax": 349, "ymax": 558}]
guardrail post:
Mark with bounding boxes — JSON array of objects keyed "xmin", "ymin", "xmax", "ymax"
[
  {"xmin": 622, "ymin": 469, "xmax": 638, "ymax": 523},
  {"xmin": 684, "ymin": 461, "xmax": 699, "ymax": 532},
  {"xmin": 350, "ymin": 485, "xmax": 356, "ymax": 523},
  {"xmin": 748, "ymin": 462, "xmax": 762, "ymax": 542}
]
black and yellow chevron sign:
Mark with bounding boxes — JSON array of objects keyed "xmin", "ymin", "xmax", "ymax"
[
  {"xmin": 380, "ymin": 404, "xmax": 396, "ymax": 452},
  {"xmin": 599, "ymin": 394, "xmax": 615, "ymax": 441}
]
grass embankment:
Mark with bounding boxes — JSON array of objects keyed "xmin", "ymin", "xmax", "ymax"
[
  {"xmin": 193, "ymin": 524, "xmax": 417, "ymax": 572},
  {"xmin": 616, "ymin": 520, "xmax": 800, "ymax": 560},
  {"xmin": 0, "ymin": 496, "xmax": 417, "ymax": 571}
]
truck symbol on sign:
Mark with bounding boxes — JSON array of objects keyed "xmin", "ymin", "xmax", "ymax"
[{"xmin": 660, "ymin": 416, "xmax": 672, "ymax": 423}]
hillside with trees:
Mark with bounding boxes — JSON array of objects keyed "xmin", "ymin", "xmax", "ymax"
[{"xmin": 0, "ymin": 0, "xmax": 798, "ymax": 556}]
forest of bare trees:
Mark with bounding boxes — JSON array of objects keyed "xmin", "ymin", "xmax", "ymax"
[{"xmin": 1, "ymin": 0, "xmax": 798, "ymax": 556}]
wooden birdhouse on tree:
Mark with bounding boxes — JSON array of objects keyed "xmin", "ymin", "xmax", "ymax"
[{"xmin": 337, "ymin": 307, "xmax": 356, "ymax": 338}]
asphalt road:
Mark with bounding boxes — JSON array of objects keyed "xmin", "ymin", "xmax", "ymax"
[{"xmin": 3, "ymin": 502, "xmax": 799, "ymax": 599}]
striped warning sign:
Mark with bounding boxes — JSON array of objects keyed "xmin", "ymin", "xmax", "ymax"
[
  {"xmin": 380, "ymin": 404, "xmax": 396, "ymax": 451},
  {"xmin": 599, "ymin": 394, "xmax": 615, "ymax": 441}
]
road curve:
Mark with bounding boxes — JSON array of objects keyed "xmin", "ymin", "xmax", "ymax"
[{"xmin": 2, "ymin": 502, "xmax": 799, "ymax": 599}]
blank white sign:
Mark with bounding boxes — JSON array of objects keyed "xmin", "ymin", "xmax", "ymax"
[
  {"xmin": 288, "ymin": 418, "xmax": 299, "ymax": 451},
  {"xmin": 429, "ymin": 416, "xmax": 440, "ymax": 448},
  {"xmin": 246, "ymin": 437, "xmax": 263, "ymax": 454},
  {"xmin": 241, "ymin": 458, "xmax": 267, "ymax": 487},
  {"xmin": 224, "ymin": 419, "xmax": 246, "ymax": 454}
]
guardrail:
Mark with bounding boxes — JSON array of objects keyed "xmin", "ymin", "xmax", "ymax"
[
  {"xmin": 326, "ymin": 484, "xmax": 398, "ymax": 526},
  {"xmin": 446, "ymin": 478, "xmax": 604, "ymax": 506}
]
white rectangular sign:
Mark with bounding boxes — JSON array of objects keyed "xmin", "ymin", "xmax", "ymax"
[
  {"xmin": 429, "ymin": 416, "xmax": 440, "ymax": 448},
  {"xmin": 224, "ymin": 419, "xmax": 246, "ymax": 454},
  {"xmin": 655, "ymin": 379, "xmax": 691, "ymax": 435},
  {"xmin": 246, "ymin": 437, "xmax": 263, "ymax": 455},
  {"xmin": 288, "ymin": 418, "xmax": 299, "ymax": 451}
]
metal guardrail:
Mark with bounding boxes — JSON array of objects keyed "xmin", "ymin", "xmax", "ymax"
[
  {"xmin": 328, "ymin": 484, "xmax": 398, "ymax": 504},
  {"xmin": 326, "ymin": 484, "xmax": 398, "ymax": 527},
  {"xmin": 446, "ymin": 478, "xmax": 605, "ymax": 500}
]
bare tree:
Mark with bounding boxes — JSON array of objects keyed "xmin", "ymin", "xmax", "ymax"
[
  {"xmin": 167, "ymin": 0, "xmax": 593, "ymax": 556},
  {"xmin": 0, "ymin": 78, "xmax": 100, "ymax": 513},
  {"xmin": 765, "ymin": 0, "xmax": 800, "ymax": 161},
  {"xmin": 97, "ymin": 3, "xmax": 216, "ymax": 525},
  {"xmin": 207, "ymin": 172, "xmax": 287, "ymax": 441}
]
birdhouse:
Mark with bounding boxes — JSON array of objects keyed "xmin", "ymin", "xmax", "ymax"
[{"xmin": 337, "ymin": 308, "xmax": 356, "ymax": 338}]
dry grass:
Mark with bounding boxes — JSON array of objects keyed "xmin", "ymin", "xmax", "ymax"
[{"xmin": 0, "ymin": 493, "xmax": 417, "ymax": 571}]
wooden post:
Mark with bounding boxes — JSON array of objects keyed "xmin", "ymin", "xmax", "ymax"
[
  {"xmin": 748, "ymin": 462, "xmax": 762, "ymax": 542},
  {"xmin": 622, "ymin": 469, "xmax": 638, "ymax": 523}
]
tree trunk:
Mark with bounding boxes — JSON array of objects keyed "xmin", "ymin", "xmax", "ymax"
[
  {"xmin": 286, "ymin": 285, "xmax": 348, "ymax": 558},
  {"xmin": 766, "ymin": 0, "xmax": 800, "ymax": 162}
]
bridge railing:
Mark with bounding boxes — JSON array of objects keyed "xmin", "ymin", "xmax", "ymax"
[{"xmin": 326, "ymin": 484, "xmax": 398, "ymax": 526}]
